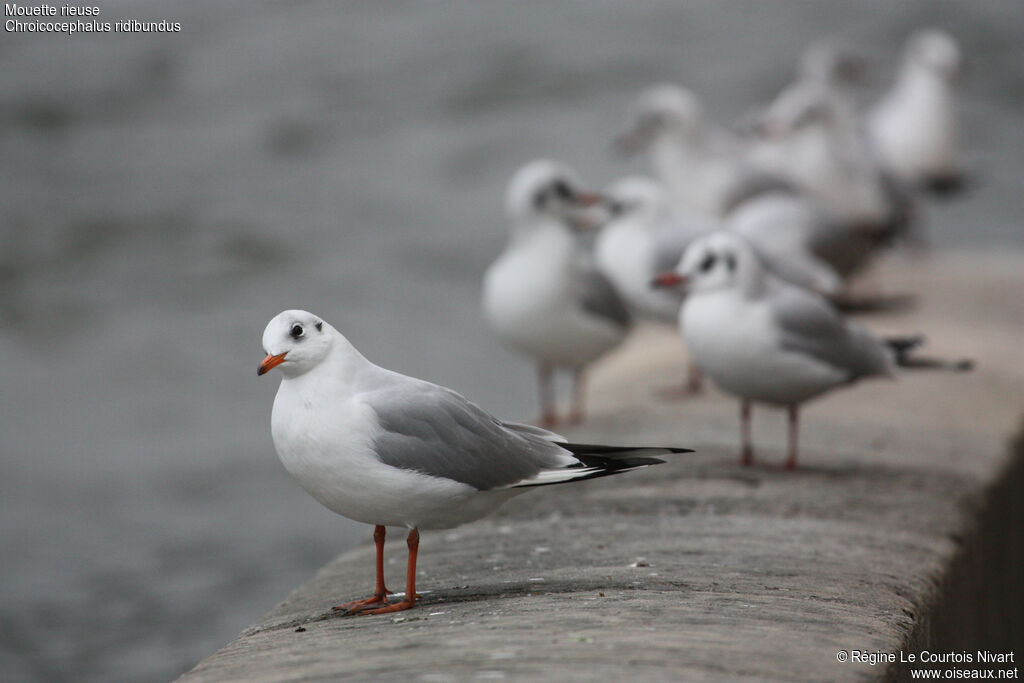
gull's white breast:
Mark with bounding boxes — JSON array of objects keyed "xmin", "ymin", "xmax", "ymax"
[
  {"xmin": 595, "ymin": 222, "xmax": 678, "ymax": 323},
  {"xmin": 271, "ymin": 378, "xmax": 507, "ymax": 529},
  {"xmin": 483, "ymin": 230, "xmax": 625, "ymax": 368},
  {"xmin": 870, "ymin": 74, "xmax": 958, "ymax": 178},
  {"xmin": 682, "ymin": 292, "xmax": 846, "ymax": 405}
]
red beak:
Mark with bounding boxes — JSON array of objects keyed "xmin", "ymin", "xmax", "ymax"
[
  {"xmin": 574, "ymin": 191, "xmax": 606, "ymax": 207},
  {"xmin": 257, "ymin": 352, "xmax": 288, "ymax": 376},
  {"xmin": 651, "ymin": 272, "xmax": 686, "ymax": 289}
]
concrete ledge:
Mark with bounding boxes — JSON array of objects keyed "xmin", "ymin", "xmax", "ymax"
[{"xmin": 178, "ymin": 250, "xmax": 1023, "ymax": 682}]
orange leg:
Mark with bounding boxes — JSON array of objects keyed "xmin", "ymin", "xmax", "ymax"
[
  {"xmin": 333, "ymin": 525, "xmax": 392, "ymax": 612},
  {"xmin": 357, "ymin": 529, "xmax": 419, "ymax": 616}
]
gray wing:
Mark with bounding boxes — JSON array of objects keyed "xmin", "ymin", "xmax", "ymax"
[
  {"xmin": 366, "ymin": 377, "xmax": 574, "ymax": 491},
  {"xmin": 501, "ymin": 421, "xmax": 567, "ymax": 443},
  {"xmin": 771, "ymin": 282, "xmax": 888, "ymax": 378},
  {"xmin": 574, "ymin": 258, "xmax": 632, "ymax": 329}
]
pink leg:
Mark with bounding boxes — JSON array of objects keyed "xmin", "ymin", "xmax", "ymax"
[
  {"xmin": 784, "ymin": 405, "xmax": 799, "ymax": 471},
  {"xmin": 685, "ymin": 362, "xmax": 704, "ymax": 395},
  {"xmin": 740, "ymin": 400, "xmax": 754, "ymax": 466}
]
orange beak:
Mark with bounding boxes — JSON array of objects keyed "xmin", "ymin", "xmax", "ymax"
[
  {"xmin": 257, "ymin": 352, "xmax": 288, "ymax": 376},
  {"xmin": 651, "ymin": 272, "xmax": 686, "ymax": 289}
]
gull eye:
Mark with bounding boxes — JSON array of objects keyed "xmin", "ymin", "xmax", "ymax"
[
  {"xmin": 289, "ymin": 324, "xmax": 304, "ymax": 340},
  {"xmin": 699, "ymin": 253, "xmax": 717, "ymax": 273},
  {"xmin": 552, "ymin": 180, "xmax": 573, "ymax": 200}
]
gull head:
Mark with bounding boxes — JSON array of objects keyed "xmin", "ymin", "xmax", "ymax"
[
  {"xmin": 652, "ymin": 231, "xmax": 763, "ymax": 297},
  {"xmin": 504, "ymin": 159, "xmax": 604, "ymax": 232},
  {"xmin": 603, "ymin": 176, "xmax": 667, "ymax": 226},
  {"xmin": 905, "ymin": 29, "xmax": 960, "ymax": 81},
  {"xmin": 258, "ymin": 310, "xmax": 334, "ymax": 378},
  {"xmin": 798, "ymin": 40, "xmax": 867, "ymax": 89},
  {"xmin": 613, "ymin": 84, "xmax": 705, "ymax": 156},
  {"xmin": 751, "ymin": 80, "xmax": 838, "ymax": 142}
]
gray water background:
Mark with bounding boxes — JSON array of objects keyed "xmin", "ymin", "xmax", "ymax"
[{"xmin": 1, "ymin": 1, "xmax": 1022, "ymax": 681}]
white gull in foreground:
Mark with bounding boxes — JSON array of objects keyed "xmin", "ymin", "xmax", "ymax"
[
  {"xmin": 483, "ymin": 160, "xmax": 632, "ymax": 427},
  {"xmin": 258, "ymin": 310, "xmax": 690, "ymax": 614},
  {"xmin": 653, "ymin": 232, "xmax": 971, "ymax": 470}
]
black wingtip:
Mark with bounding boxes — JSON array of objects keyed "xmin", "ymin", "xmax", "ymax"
[
  {"xmin": 559, "ymin": 442, "xmax": 695, "ymax": 456},
  {"xmin": 884, "ymin": 335, "xmax": 926, "ymax": 354},
  {"xmin": 562, "ymin": 443, "xmax": 696, "ymax": 476}
]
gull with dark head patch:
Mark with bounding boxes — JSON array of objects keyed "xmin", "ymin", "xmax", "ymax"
[
  {"xmin": 258, "ymin": 309, "xmax": 691, "ymax": 615},
  {"xmin": 653, "ymin": 233, "xmax": 971, "ymax": 470}
]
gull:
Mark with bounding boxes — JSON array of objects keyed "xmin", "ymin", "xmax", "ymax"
[
  {"xmin": 483, "ymin": 160, "xmax": 632, "ymax": 427},
  {"xmin": 726, "ymin": 190, "xmax": 875, "ymax": 298},
  {"xmin": 594, "ymin": 176, "xmax": 712, "ymax": 324},
  {"xmin": 258, "ymin": 310, "xmax": 691, "ymax": 614},
  {"xmin": 652, "ymin": 232, "xmax": 971, "ymax": 470},
  {"xmin": 736, "ymin": 39, "xmax": 866, "ymax": 141},
  {"xmin": 868, "ymin": 29, "xmax": 965, "ymax": 195},
  {"xmin": 796, "ymin": 40, "xmax": 868, "ymax": 98},
  {"xmin": 613, "ymin": 84, "xmax": 793, "ymax": 220},
  {"xmin": 594, "ymin": 177, "xmax": 847, "ymax": 308},
  {"xmin": 744, "ymin": 78, "xmax": 914, "ymax": 237},
  {"xmin": 593, "ymin": 176, "xmax": 714, "ymax": 394}
]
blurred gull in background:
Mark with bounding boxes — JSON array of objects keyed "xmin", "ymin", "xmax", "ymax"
[
  {"xmin": 594, "ymin": 175, "xmax": 712, "ymax": 394},
  {"xmin": 613, "ymin": 84, "xmax": 794, "ymax": 220},
  {"xmin": 483, "ymin": 160, "xmax": 632, "ymax": 427},
  {"xmin": 869, "ymin": 28, "xmax": 966, "ymax": 195},
  {"xmin": 725, "ymin": 192, "xmax": 848, "ymax": 298},
  {"xmin": 744, "ymin": 77, "xmax": 913, "ymax": 237},
  {"xmin": 594, "ymin": 176, "xmax": 710, "ymax": 324}
]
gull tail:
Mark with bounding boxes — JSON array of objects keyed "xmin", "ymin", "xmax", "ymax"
[
  {"xmin": 885, "ymin": 335, "xmax": 974, "ymax": 372},
  {"xmin": 510, "ymin": 443, "xmax": 693, "ymax": 489}
]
